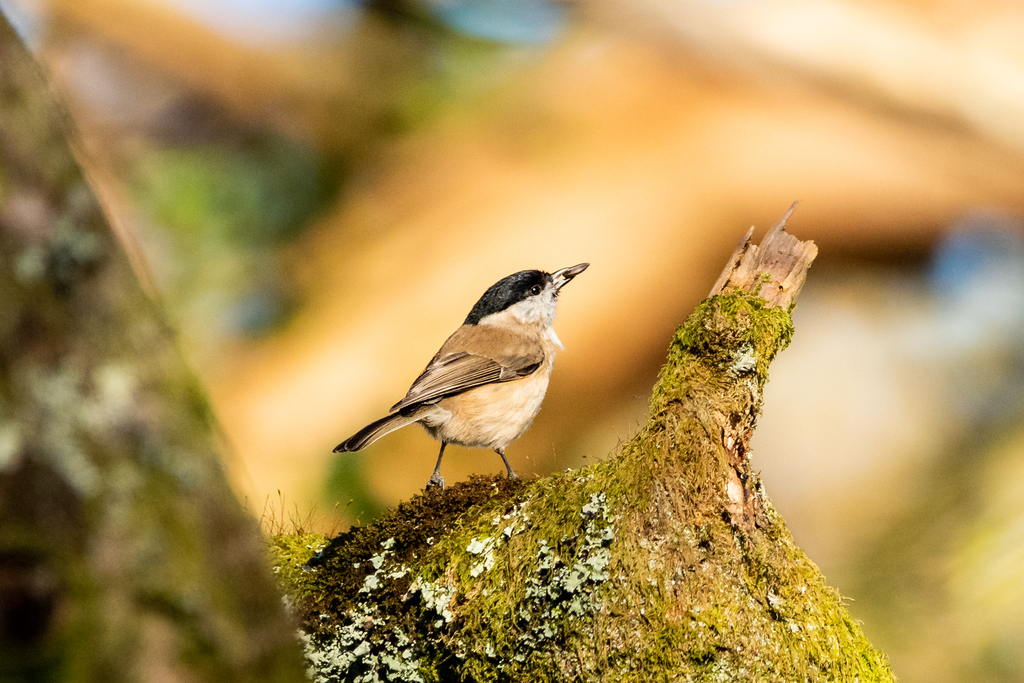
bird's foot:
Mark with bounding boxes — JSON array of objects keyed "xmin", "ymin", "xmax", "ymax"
[
  {"xmin": 506, "ymin": 470, "xmax": 519, "ymax": 480},
  {"xmin": 426, "ymin": 472, "xmax": 445, "ymax": 490}
]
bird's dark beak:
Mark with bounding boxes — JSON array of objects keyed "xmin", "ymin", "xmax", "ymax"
[{"xmin": 552, "ymin": 263, "xmax": 589, "ymax": 291}]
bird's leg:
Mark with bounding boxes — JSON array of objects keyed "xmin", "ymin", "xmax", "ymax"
[
  {"xmin": 427, "ymin": 442, "xmax": 447, "ymax": 489},
  {"xmin": 495, "ymin": 448, "xmax": 518, "ymax": 479}
]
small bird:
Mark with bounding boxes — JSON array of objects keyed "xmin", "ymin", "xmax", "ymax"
[{"xmin": 333, "ymin": 263, "xmax": 589, "ymax": 488}]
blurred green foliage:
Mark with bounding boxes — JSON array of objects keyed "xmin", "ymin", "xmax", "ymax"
[
  {"xmin": 130, "ymin": 131, "xmax": 340, "ymax": 338},
  {"xmin": 135, "ymin": 133, "xmax": 333, "ymax": 248},
  {"xmin": 324, "ymin": 453, "xmax": 384, "ymax": 526}
]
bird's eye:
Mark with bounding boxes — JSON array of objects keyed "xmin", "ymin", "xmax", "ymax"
[{"xmin": 529, "ymin": 285, "xmax": 542, "ymax": 296}]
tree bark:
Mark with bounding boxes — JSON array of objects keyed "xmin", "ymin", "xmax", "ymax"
[
  {"xmin": 0, "ymin": 14, "xmax": 306, "ymax": 682},
  {"xmin": 275, "ymin": 207, "xmax": 895, "ymax": 681}
]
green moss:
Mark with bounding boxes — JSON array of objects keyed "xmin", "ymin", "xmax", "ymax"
[
  {"xmin": 652, "ymin": 290, "xmax": 793, "ymax": 418},
  {"xmin": 277, "ymin": 288, "xmax": 895, "ymax": 683},
  {"xmin": 268, "ymin": 532, "xmax": 330, "ymax": 604}
]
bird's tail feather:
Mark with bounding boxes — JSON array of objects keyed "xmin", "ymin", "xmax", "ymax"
[{"xmin": 333, "ymin": 408, "xmax": 427, "ymax": 453}]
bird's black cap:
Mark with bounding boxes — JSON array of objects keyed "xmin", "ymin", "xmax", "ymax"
[{"xmin": 464, "ymin": 270, "xmax": 550, "ymax": 325}]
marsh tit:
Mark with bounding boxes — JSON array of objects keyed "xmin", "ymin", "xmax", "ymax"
[{"xmin": 333, "ymin": 263, "xmax": 589, "ymax": 488}]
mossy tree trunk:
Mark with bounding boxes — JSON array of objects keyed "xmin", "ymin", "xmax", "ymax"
[
  {"xmin": 274, "ymin": 207, "xmax": 896, "ymax": 682},
  {"xmin": 0, "ymin": 14, "xmax": 306, "ymax": 683}
]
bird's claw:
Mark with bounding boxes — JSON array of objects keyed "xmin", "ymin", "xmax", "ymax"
[{"xmin": 427, "ymin": 472, "xmax": 445, "ymax": 490}]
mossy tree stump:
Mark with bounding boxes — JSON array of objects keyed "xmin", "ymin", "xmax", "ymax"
[{"xmin": 274, "ymin": 207, "xmax": 896, "ymax": 682}]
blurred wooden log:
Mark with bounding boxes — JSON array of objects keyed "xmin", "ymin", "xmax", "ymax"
[
  {"xmin": 274, "ymin": 209, "xmax": 893, "ymax": 681},
  {"xmin": 595, "ymin": 0, "xmax": 1024, "ymax": 154},
  {"xmin": 39, "ymin": 0, "xmax": 423, "ymax": 149},
  {"xmin": 0, "ymin": 13, "xmax": 305, "ymax": 682}
]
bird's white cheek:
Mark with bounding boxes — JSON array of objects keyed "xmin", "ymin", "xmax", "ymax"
[{"xmin": 502, "ymin": 295, "xmax": 557, "ymax": 326}]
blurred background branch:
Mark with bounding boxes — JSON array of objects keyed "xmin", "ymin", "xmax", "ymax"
[{"xmin": 0, "ymin": 12, "xmax": 305, "ymax": 679}]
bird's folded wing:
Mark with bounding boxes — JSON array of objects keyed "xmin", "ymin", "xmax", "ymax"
[{"xmin": 390, "ymin": 352, "xmax": 540, "ymax": 413}]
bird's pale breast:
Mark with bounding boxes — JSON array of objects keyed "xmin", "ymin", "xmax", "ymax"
[{"xmin": 426, "ymin": 366, "xmax": 551, "ymax": 449}]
